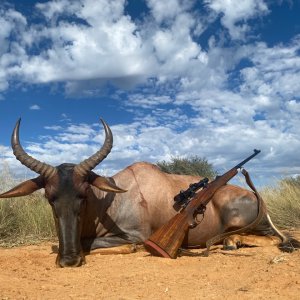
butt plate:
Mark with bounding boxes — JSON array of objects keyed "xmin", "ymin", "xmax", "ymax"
[{"xmin": 144, "ymin": 240, "xmax": 174, "ymax": 258}]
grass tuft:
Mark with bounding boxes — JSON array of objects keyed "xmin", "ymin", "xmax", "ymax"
[
  {"xmin": 261, "ymin": 178, "xmax": 300, "ymax": 229},
  {"xmin": 0, "ymin": 194, "xmax": 56, "ymax": 247},
  {"xmin": 0, "ymin": 166, "xmax": 56, "ymax": 247}
]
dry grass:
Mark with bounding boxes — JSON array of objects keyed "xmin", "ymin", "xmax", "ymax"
[
  {"xmin": 0, "ymin": 195, "xmax": 56, "ymax": 247},
  {"xmin": 261, "ymin": 178, "xmax": 300, "ymax": 229},
  {"xmin": 0, "ymin": 167, "xmax": 56, "ymax": 247}
]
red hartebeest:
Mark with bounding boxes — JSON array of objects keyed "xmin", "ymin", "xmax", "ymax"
[{"xmin": 0, "ymin": 118, "xmax": 296, "ymax": 267}]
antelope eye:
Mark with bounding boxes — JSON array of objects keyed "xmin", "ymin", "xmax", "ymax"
[
  {"xmin": 77, "ymin": 191, "xmax": 88, "ymax": 200},
  {"xmin": 77, "ymin": 183, "xmax": 90, "ymax": 197},
  {"xmin": 44, "ymin": 189, "xmax": 57, "ymax": 203},
  {"xmin": 48, "ymin": 195, "xmax": 58, "ymax": 204}
]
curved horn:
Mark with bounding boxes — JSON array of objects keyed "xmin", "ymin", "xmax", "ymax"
[
  {"xmin": 74, "ymin": 118, "xmax": 113, "ymax": 176},
  {"xmin": 11, "ymin": 118, "xmax": 57, "ymax": 178}
]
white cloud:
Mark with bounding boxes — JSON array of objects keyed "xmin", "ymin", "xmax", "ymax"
[
  {"xmin": 0, "ymin": 0, "xmax": 209, "ymax": 95},
  {"xmin": 0, "ymin": 6, "xmax": 27, "ymax": 91},
  {"xmin": 287, "ymin": 100, "xmax": 300, "ymax": 113},
  {"xmin": 44, "ymin": 125, "xmax": 63, "ymax": 131},
  {"xmin": 146, "ymin": 0, "xmax": 194, "ymax": 23},
  {"xmin": 205, "ymin": 0, "xmax": 269, "ymax": 40},
  {"xmin": 0, "ymin": 0, "xmax": 270, "ymax": 95},
  {"xmin": 125, "ymin": 94, "xmax": 173, "ymax": 109},
  {"xmin": 240, "ymin": 39, "xmax": 300, "ymax": 99},
  {"xmin": 0, "ymin": 0, "xmax": 155, "ymax": 93},
  {"xmin": 29, "ymin": 104, "xmax": 41, "ymax": 110},
  {"xmin": 0, "ymin": 145, "xmax": 13, "ymax": 158},
  {"xmin": 35, "ymin": 0, "xmax": 75, "ymax": 20}
]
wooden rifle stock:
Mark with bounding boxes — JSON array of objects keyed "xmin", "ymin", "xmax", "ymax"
[
  {"xmin": 143, "ymin": 213, "xmax": 190, "ymax": 258},
  {"xmin": 144, "ymin": 149, "xmax": 261, "ymax": 258}
]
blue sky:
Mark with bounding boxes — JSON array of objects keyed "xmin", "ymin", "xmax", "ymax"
[{"xmin": 0, "ymin": 0, "xmax": 300, "ymax": 187}]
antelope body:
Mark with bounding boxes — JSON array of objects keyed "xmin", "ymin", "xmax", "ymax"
[{"xmin": 0, "ymin": 118, "xmax": 292, "ymax": 267}]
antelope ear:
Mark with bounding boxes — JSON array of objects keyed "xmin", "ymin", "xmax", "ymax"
[
  {"xmin": 0, "ymin": 176, "xmax": 44, "ymax": 198},
  {"xmin": 89, "ymin": 174, "xmax": 127, "ymax": 193}
]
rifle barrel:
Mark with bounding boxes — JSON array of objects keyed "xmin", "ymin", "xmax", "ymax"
[{"xmin": 235, "ymin": 149, "xmax": 260, "ymax": 169}]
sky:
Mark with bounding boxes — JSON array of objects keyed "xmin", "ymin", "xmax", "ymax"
[{"xmin": 0, "ymin": 0, "xmax": 300, "ymax": 187}]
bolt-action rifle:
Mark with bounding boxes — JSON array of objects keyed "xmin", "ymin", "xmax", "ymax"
[
  {"xmin": 144, "ymin": 149, "xmax": 261, "ymax": 259},
  {"xmin": 174, "ymin": 177, "xmax": 209, "ymax": 208}
]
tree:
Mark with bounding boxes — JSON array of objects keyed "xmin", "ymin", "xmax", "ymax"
[{"xmin": 156, "ymin": 156, "xmax": 216, "ymax": 179}]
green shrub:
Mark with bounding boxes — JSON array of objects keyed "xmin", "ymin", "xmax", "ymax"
[{"xmin": 157, "ymin": 156, "xmax": 217, "ymax": 179}]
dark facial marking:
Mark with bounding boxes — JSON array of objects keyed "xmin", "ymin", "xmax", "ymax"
[{"xmin": 45, "ymin": 163, "xmax": 89, "ymax": 267}]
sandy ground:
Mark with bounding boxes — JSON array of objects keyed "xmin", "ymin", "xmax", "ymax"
[{"xmin": 0, "ymin": 232, "xmax": 299, "ymax": 300}]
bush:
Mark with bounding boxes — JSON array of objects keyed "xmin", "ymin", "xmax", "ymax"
[{"xmin": 157, "ymin": 156, "xmax": 217, "ymax": 179}]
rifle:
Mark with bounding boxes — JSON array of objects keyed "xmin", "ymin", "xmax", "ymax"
[
  {"xmin": 144, "ymin": 149, "xmax": 261, "ymax": 259},
  {"xmin": 174, "ymin": 177, "xmax": 209, "ymax": 207}
]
